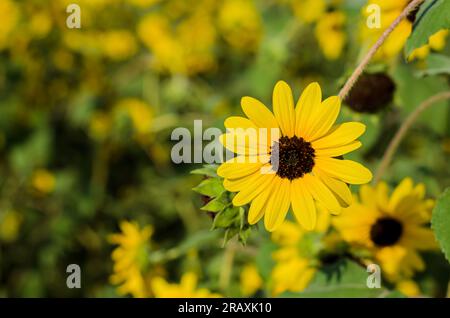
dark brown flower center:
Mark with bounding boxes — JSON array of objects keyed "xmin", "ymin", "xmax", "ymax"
[
  {"xmin": 270, "ymin": 136, "xmax": 315, "ymax": 180},
  {"xmin": 370, "ymin": 217, "xmax": 403, "ymax": 247}
]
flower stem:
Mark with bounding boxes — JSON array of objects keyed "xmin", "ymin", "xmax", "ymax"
[
  {"xmin": 374, "ymin": 91, "xmax": 450, "ymax": 184},
  {"xmin": 338, "ymin": 0, "xmax": 425, "ymax": 101}
]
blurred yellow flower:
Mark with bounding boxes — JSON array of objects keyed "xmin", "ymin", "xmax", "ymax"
[
  {"xmin": 396, "ymin": 279, "xmax": 421, "ymax": 297},
  {"xmin": 115, "ymin": 98, "xmax": 154, "ymax": 138},
  {"xmin": 138, "ymin": 7, "xmax": 217, "ymax": 75},
  {"xmin": 0, "ymin": 0, "xmax": 19, "ymax": 50},
  {"xmin": 315, "ymin": 11, "xmax": 346, "ymax": 60},
  {"xmin": 240, "ymin": 264, "xmax": 263, "ymax": 296},
  {"xmin": 151, "ymin": 272, "xmax": 221, "ymax": 298},
  {"xmin": 29, "ymin": 11, "xmax": 52, "ymax": 39},
  {"xmin": 0, "ymin": 210, "xmax": 23, "ymax": 243},
  {"xmin": 408, "ymin": 30, "xmax": 449, "ymax": 61},
  {"xmin": 128, "ymin": 0, "xmax": 160, "ymax": 7},
  {"xmin": 109, "ymin": 221, "xmax": 153, "ymax": 298},
  {"xmin": 101, "ymin": 30, "xmax": 138, "ymax": 61},
  {"xmin": 218, "ymin": 0, "xmax": 262, "ymax": 52},
  {"xmin": 361, "ymin": 0, "xmax": 448, "ymax": 60},
  {"xmin": 89, "ymin": 111, "xmax": 112, "ymax": 141},
  {"xmin": 334, "ymin": 178, "xmax": 437, "ymax": 282},
  {"xmin": 291, "ymin": 0, "xmax": 326, "ymax": 24},
  {"xmin": 32, "ymin": 169, "xmax": 56, "ymax": 194},
  {"xmin": 270, "ymin": 208, "xmax": 330, "ymax": 296}
]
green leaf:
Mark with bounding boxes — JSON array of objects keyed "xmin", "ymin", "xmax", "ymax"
[
  {"xmin": 405, "ymin": 0, "xmax": 450, "ymax": 57},
  {"xmin": 393, "ymin": 63, "xmax": 448, "ymax": 134},
  {"xmin": 191, "ymin": 165, "xmax": 219, "ymax": 178},
  {"xmin": 431, "ymin": 188, "xmax": 450, "ymax": 263},
  {"xmin": 212, "ymin": 207, "xmax": 240, "ymax": 229},
  {"xmin": 200, "ymin": 193, "xmax": 229, "ymax": 212},
  {"xmin": 417, "ymin": 54, "xmax": 450, "ymax": 77},
  {"xmin": 192, "ymin": 178, "xmax": 225, "ymax": 197}
]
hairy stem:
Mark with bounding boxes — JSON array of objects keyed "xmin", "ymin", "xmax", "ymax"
[
  {"xmin": 338, "ymin": 0, "xmax": 425, "ymax": 101},
  {"xmin": 374, "ymin": 92, "xmax": 450, "ymax": 184}
]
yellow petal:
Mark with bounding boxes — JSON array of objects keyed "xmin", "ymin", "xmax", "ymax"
[
  {"xmin": 401, "ymin": 225, "xmax": 437, "ymax": 250},
  {"xmin": 223, "ymin": 169, "xmax": 263, "ymax": 192},
  {"xmin": 359, "ymin": 184, "xmax": 377, "ymax": 207},
  {"xmin": 303, "ymin": 173, "xmax": 341, "ymax": 214},
  {"xmin": 224, "ymin": 116, "xmax": 258, "ymax": 130},
  {"xmin": 248, "ymin": 182, "xmax": 277, "ymax": 224},
  {"xmin": 217, "ymin": 155, "xmax": 269, "ymax": 179},
  {"xmin": 308, "ymin": 96, "xmax": 341, "ymax": 141},
  {"xmin": 315, "ymin": 141, "xmax": 362, "ymax": 157},
  {"xmin": 241, "ymin": 96, "xmax": 279, "ymax": 129},
  {"xmin": 219, "ymin": 133, "xmax": 267, "ymax": 155},
  {"xmin": 273, "ymin": 81, "xmax": 296, "ymax": 137},
  {"xmin": 291, "ymin": 178, "xmax": 317, "ymax": 230},
  {"xmin": 312, "ymin": 122, "xmax": 365, "ymax": 150},
  {"xmin": 388, "ymin": 177, "xmax": 413, "ymax": 211},
  {"xmin": 314, "ymin": 168, "xmax": 353, "ymax": 207},
  {"xmin": 233, "ymin": 174, "xmax": 275, "ymax": 206},
  {"xmin": 315, "ymin": 157, "xmax": 373, "ymax": 184},
  {"xmin": 264, "ymin": 178, "xmax": 291, "ymax": 232},
  {"xmin": 295, "ymin": 82, "xmax": 322, "ymax": 139}
]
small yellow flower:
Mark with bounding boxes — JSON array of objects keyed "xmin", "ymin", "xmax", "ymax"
[
  {"xmin": 114, "ymin": 98, "xmax": 154, "ymax": 137},
  {"xmin": 334, "ymin": 178, "xmax": 437, "ymax": 282},
  {"xmin": 240, "ymin": 264, "xmax": 263, "ymax": 296},
  {"xmin": 218, "ymin": 0, "xmax": 262, "ymax": 52},
  {"xmin": 0, "ymin": 0, "xmax": 19, "ymax": 50},
  {"xmin": 409, "ymin": 30, "xmax": 449, "ymax": 61},
  {"xmin": 32, "ymin": 169, "xmax": 56, "ymax": 194},
  {"xmin": 0, "ymin": 210, "xmax": 23, "ymax": 243},
  {"xmin": 138, "ymin": 5, "xmax": 217, "ymax": 75},
  {"xmin": 361, "ymin": 0, "xmax": 448, "ymax": 60},
  {"xmin": 109, "ymin": 221, "xmax": 153, "ymax": 298},
  {"xmin": 291, "ymin": 0, "xmax": 326, "ymax": 24},
  {"xmin": 396, "ymin": 279, "xmax": 421, "ymax": 297},
  {"xmin": 128, "ymin": 0, "xmax": 160, "ymax": 7},
  {"xmin": 100, "ymin": 30, "xmax": 137, "ymax": 61},
  {"xmin": 151, "ymin": 272, "xmax": 221, "ymax": 298},
  {"xmin": 29, "ymin": 11, "xmax": 52, "ymax": 39},
  {"xmin": 89, "ymin": 111, "xmax": 112, "ymax": 141},
  {"xmin": 315, "ymin": 11, "xmax": 346, "ymax": 60},
  {"xmin": 218, "ymin": 81, "xmax": 372, "ymax": 232},
  {"xmin": 270, "ymin": 207, "xmax": 330, "ymax": 296}
]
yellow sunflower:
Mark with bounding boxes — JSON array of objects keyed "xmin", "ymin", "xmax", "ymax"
[
  {"xmin": 151, "ymin": 272, "xmax": 221, "ymax": 298},
  {"xmin": 109, "ymin": 221, "xmax": 153, "ymax": 298},
  {"xmin": 218, "ymin": 81, "xmax": 372, "ymax": 232},
  {"xmin": 333, "ymin": 178, "xmax": 437, "ymax": 282}
]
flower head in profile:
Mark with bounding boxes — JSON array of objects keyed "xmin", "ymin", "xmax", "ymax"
[
  {"xmin": 333, "ymin": 178, "xmax": 437, "ymax": 282},
  {"xmin": 109, "ymin": 221, "xmax": 153, "ymax": 298},
  {"xmin": 151, "ymin": 272, "xmax": 221, "ymax": 298},
  {"xmin": 218, "ymin": 81, "xmax": 372, "ymax": 232}
]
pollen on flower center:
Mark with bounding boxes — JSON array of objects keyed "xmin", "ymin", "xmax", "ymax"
[
  {"xmin": 270, "ymin": 136, "xmax": 315, "ymax": 180},
  {"xmin": 370, "ymin": 217, "xmax": 403, "ymax": 247}
]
